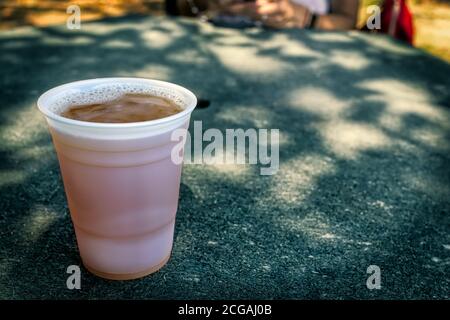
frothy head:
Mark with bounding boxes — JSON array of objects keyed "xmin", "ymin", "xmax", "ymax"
[
  {"xmin": 38, "ymin": 78, "xmax": 196, "ymax": 127},
  {"xmin": 45, "ymin": 80, "xmax": 188, "ymax": 116},
  {"xmin": 37, "ymin": 78, "xmax": 197, "ymax": 142}
]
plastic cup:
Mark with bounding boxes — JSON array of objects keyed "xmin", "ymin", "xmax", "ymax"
[{"xmin": 37, "ymin": 78, "xmax": 196, "ymax": 280}]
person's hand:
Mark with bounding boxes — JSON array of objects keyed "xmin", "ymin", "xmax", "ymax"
[
  {"xmin": 225, "ymin": 0, "xmax": 311, "ymax": 28},
  {"xmin": 221, "ymin": 1, "xmax": 259, "ymax": 20},
  {"xmin": 253, "ymin": 0, "xmax": 301, "ymax": 28}
]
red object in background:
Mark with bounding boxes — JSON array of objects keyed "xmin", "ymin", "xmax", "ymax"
[{"xmin": 381, "ymin": 0, "xmax": 415, "ymax": 45}]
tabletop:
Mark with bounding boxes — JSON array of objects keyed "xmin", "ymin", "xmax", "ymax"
[{"xmin": 1, "ymin": 15, "xmax": 449, "ymax": 299}]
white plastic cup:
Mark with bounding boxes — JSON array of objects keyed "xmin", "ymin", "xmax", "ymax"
[{"xmin": 37, "ymin": 78, "xmax": 196, "ymax": 280}]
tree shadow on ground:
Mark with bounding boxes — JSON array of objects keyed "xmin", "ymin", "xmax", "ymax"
[{"xmin": 0, "ymin": 15, "xmax": 449, "ymax": 299}]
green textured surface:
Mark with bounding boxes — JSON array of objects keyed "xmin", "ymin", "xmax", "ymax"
[{"xmin": 0, "ymin": 16, "xmax": 449, "ymax": 299}]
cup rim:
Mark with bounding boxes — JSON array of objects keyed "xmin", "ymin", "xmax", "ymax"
[{"xmin": 37, "ymin": 77, "xmax": 197, "ymax": 129}]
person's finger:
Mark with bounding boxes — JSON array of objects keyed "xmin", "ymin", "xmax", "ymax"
[
  {"xmin": 256, "ymin": 2, "xmax": 281, "ymax": 16},
  {"xmin": 261, "ymin": 11, "xmax": 293, "ymax": 28},
  {"xmin": 269, "ymin": 12, "xmax": 287, "ymax": 22},
  {"xmin": 255, "ymin": 0, "xmax": 275, "ymax": 6},
  {"xmin": 226, "ymin": 2, "xmax": 258, "ymax": 17}
]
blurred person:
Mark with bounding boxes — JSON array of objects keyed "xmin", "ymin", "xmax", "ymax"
[
  {"xmin": 376, "ymin": 0, "xmax": 414, "ymax": 45},
  {"xmin": 357, "ymin": 0, "xmax": 414, "ymax": 45},
  {"xmin": 165, "ymin": 0, "xmax": 359, "ymax": 30}
]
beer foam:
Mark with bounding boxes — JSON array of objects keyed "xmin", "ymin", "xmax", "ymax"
[{"xmin": 48, "ymin": 82, "xmax": 186, "ymax": 115}]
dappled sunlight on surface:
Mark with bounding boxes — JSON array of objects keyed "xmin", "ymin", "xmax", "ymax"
[
  {"xmin": 1, "ymin": 26, "xmax": 43, "ymax": 38},
  {"xmin": 360, "ymin": 79, "xmax": 433, "ymax": 104},
  {"xmin": 269, "ymin": 154, "xmax": 335, "ymax": 204},
  {"xmin": 1, "ymin": 104, "xmax": 47, "ymax": 146},
  {"xmin": 40, "ymin": 36, "xmax": 68, "ymax": 46},
  {"xmin": 0, "ymin": 170, "xmax": 27, "ymax": 187},
  {"xmin": 210, "ymin": 32, "xmax": 254, "ymax": 47},
  {"xmin": 209, "ymin": 45, "xmax": 289, "ymax": 76},
  {"xmin": 351, "ymin": 32, "xmax": 417, "ymax": 56},
  {"xmin": 167, "ymin": 49, "xmax": 209, "ymax": 65},
  {"xmin": 153, "ymin": 18, "xmax": 188, "ymax": 37},
  {"xmin": 1, "ymin": 14, "xmax": 450, "ymax": 299},
  {"xmin": 76, "ymin": 21, "xmax": 145, "ymax": 35},
  {"xmin": 378, "ymin": 113, "xmax": 403, "ymax": 131},
  {"xmin": 141, "ymin": 29, "xmax": 177, "ymax": 49},
  {"xmin": 402, "ymin": 172, "xmax": 450, "ymax": 201},
  {"xmin": 288, "ymin": 87, "xmax": 391, "ymax": 158},
  {"xmin": 202, "ymin": 162, "xmax": 252, "ymax": 177},
  {"xmin": 328, "ymin": 50, "xmax": 371, "ymax": 71},
  {"xmin": 288, "ymin": 87, "xmax": 350, "ymax": 118},
  {"xmin": 22, "ymin": 205, "xmax": 59, "ymax": 242},
  {"xmin": 24, "ymin": 32, "xmax": 95, "ymax": 46},
  {"xmin": 317, "ymin": 121, "xmax": 391, "ymax": 159},
  {"xmin": 368, "ymin": 200, "xmax": 393, "ymax": 216},
  {"xmin": 102, "ymin": 39, "xmax": 134, "ymax": 48},
  {"xmin": 261, "ymin": 33, "xmax": 324, "ymax": 58},
  {"xmin": 359, "ymin": 79, "xmax": 449, "ymax": 124},
  {"xmin": 65, "ymin": 36, "xmax": 96, "ymax": 45},
  {"xmin": 410, "ymin": 127, "xmax": 450, "ymax": 151},
  {"xmin": 118, "ymin": 64, "xmax": 173, "ymax": 80},
  {"xmin": 276, "ymin": 211, "xmax": 340, "ymax": 242},
  {"xmin": 257, "ymin": 129, "xmax": 288, "ymax": 149},
  {"xmin": 15, "ymin": 145, "xmax": 55, "ymax": 162},
  {"xmin": 199, "ymin": 147, "xmax": 255, "ymax": 177},
  {"xmin": 216, "ymin": 105, "xmax": 273, "ymax": 127},
  {"xmin": 308, "ymin": 32, "xmax": 353, "ymax": 43},
  {"xmin": 198, "ymin": 20, "xmax": 237, "ymax": 36}
]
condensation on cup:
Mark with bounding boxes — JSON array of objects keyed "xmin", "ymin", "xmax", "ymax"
[{"xmin": 37, "ymin": 78, "xmax": 197, "ymax": 280}]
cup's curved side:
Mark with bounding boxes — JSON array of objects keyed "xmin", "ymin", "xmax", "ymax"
[{"xmin": 37, "ymin": 78, "xmax": 196, "ymax": 279}]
